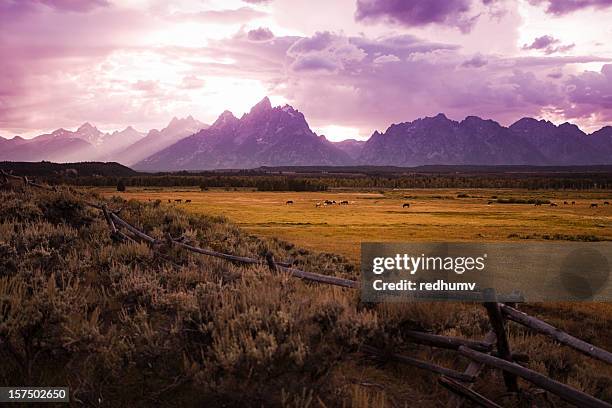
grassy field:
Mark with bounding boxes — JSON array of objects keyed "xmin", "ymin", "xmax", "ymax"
[
  {"xmin": 98, "ymin": 187, "xmax": 612, "ymax": 262},
  {"xmin": 3, "ymin": 185, "xmax": 610, "ymax": 406}
]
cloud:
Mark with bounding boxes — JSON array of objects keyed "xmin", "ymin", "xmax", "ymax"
[
  {"xmin": 355, "ymin": 0, "xmax": 482, "ymax": 33},
  {"xmin": 287, "ymin": 31, "xmax": 367, "ymax": 73},
  {"xmin": 461, "ymin": 54, "xmax": 488, "ymax": 67},
  {"xmin": 523, "ymin": 35, "xmax": 575, "ymax": 54},
  {"xmin": 248, "ymin": 27, "xmax": 274, "ymax": 41},
  {"xmin": 0, "ymin": 0, "xmax": 109, "ymax": 14},
  {"xmin": 528, "ymin": 0, "xmax": 612, "ymax": 15},
  {"xmin": 291, "ymin": 55, "xmax": 341, "ymax": 72},
  {"xmin": 565, "ymin": 64, "xmax": 612, "ymax": 119},
  {"xmin": 172, "ymin": 7, "xmax": 266, "ymax": 24},
  {"xmin": 373, "ymin": 54, "xmax": 401, "ymax": 64}
]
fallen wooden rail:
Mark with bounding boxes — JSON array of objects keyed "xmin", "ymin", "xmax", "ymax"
[
  {"xmin": 10, "ymin": 174, "xmax": 612, "ymax": 408},
  {"xmin": 404, "ymin": 330, "xmax": 493, "ymax": 353},
  {"xmin": 1, "ymin": 169, "xmax": 55, "ymax": 191},
  {"xmin": 457, "ymin": 346, "xmax": 612, "ymax": 408},
  {"xmin": 452, "ymin": 331, "xmax": 497, "ymax": 408},
  {"xmin": 110, "ymin": 211, "xmax": 358, "ymax": 289},
  {"xmin": 361, "ymin": 345, "xmax": 476, "ymax": 383},
  {"xmin": 438, "ymin": 376, "xmax": 502, "ymax": 408},
  {"xmin": 500, "ymin": 304, "xmax": 612, "ymax": 365}
]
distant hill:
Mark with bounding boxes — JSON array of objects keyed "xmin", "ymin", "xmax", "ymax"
[
  {"xmin": 114, "ymin": 116, "xmax": 207, "ymax": 166},
  {"xmin": 332, "ymin": 139, "xmax": 366, "ymax": 160},
  {"xmin": 0, "ymin": 161, "xmax": 138, "ymax": 178},
  {"xmin": 0, "ymin": 118, "xmax": 204, "ymax": 165},
  {"xmin": 135, "ymin": 97, "xmax": 353, "ymax": 171}
]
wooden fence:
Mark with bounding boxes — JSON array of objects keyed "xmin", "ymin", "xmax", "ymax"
[{"xmin": 3, "ymin": 171, "xmax": 611, "ymax": 408}]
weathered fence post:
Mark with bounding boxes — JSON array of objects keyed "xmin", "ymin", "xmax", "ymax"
[
  {"xmin": 482, "ymin": 288, "xmax": 519, "ymax": 392},
  {"xmin": 265, "ymin": 251, "xmax": 277, "ymax": 273}
]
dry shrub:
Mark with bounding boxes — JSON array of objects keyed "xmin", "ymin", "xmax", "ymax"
[{"xmin": 1, "ymin": 187, "xmax": 609, "ymax": 407}]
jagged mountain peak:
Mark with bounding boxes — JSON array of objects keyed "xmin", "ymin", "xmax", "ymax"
[
  {"xmin": 249, "ymin": 96, "xmax": 272, "ymax": 114},
  {"xmin": 78, "ymin": 122, "xmax": 98, "ymax": 132},
  {"xmin": 134, "ymin": 98, "xmax": 352, "ymax": 171},
  {"xmin": 212, "ymin": 110, "xmax": 239, "ymax": 128}
]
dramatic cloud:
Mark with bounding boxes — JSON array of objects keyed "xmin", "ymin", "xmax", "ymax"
[
  {"xmin": 248, "ymin": 27, "xmax": 274, "ymax": 41},
  {"xmin": 523, "ymin": 35, "xmax": 575, "ymax": 54},
  {"xmin": 355, "ymin": 0, "xmax": 481, "ymax": 33},
  {"xmin": 528, "ymin": 0, "xmax": 612, "ymax": 15},
  {"xmin": 1, "ymin": 0, "xmax": 612, "ymax": 138},
  {"xmin": 565, "ymin": 64, "xmax": 612, "ymax": 120},
  {"xmin": 287, "ymin": 31, "xmax": 367, "ymax": 73}
]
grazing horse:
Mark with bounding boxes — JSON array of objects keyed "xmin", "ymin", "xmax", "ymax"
[
  {"xmin": 286, "ymin": 200, "xmax": 293, "ymax": 205},
  {"xmin": 185, "ymin": 199, "xmax": 192, "ymax": 203},
  {"xmin": 550, "ymin": 203, "xmax": 558, "ymax": 207},
  {"xmin": 571, "ymin": 201, "xmax": 576, "ymax": 205},
  {"xmin": 340, "ymin": 200, "xmax": 349, "ymax": 205},
  {"xmin": 402, "ymin": 203, "xmax": 410, "ymax": 208},
  {"xmin": 315, "ymin": 202, "xmax": 322, "ymax": 207},
  {"xmin": 324, "ymin": 200, "xmax": 333, "ymax": 205},
  {"xmin": 605, "ymin": 202, "xmax": 610, "ymax": 205},
  {"xmin": 487, "ymin": 201, "xmax": 493, "ymax": 205},
  {"xmin": 591, "ymin": 203, "xmax": 598, "ymax": 208},
  {"xmin": 175, "ymin": 199, "xmax": 182, "ymax": 203},
  {"xmin": 534, "ymin": 202, "xmax": 542, "ymax": 206}
]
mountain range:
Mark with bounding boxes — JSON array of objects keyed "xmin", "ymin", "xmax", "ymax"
[
  {"xmin": 0, "ymin": 117, "xmax": 206, "ymax": 166},
  {"xmin": 1, "ymin": 97, "xmax": 611, "ymax": 170}
]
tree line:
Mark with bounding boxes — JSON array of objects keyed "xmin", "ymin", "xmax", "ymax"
[{"xmin": 35, "ymin": 173, "xmax": 612, "ymax": 191}]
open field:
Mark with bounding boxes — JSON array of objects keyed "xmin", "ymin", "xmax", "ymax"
[
  {"xmin": 98, "ymin": 187, "xmax": 612, "ymax": 262},
  {"xmin": 2, "ymin": 184, "xmax": 611, "ymax": 406}
]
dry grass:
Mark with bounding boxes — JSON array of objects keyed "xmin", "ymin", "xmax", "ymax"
[
  {"xmin": 0, "ymin": 185, "xmax": 610, "ymax": 406},
  {"xmin": 98, "ymin": 187, "xmax": 612, "ymax": 262}
]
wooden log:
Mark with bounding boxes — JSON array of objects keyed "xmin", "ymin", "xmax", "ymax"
[
  {"xmin": 361, "ymin": 345, "xmax": 476, "ymax": 383},
  {"xmin": 0, "ymin": 170, "xmax": 54, "ymax": 191},
  {"xmin": 438, "ymin": 376, "xmax": 502, "ymax": 408},
  {"xmin": 500, "ymin": 304, "xmax": 612, "ymax": 365},
  {"xmin": 276, "ymin": 265, "xmax": 358, "ymax": 289},
  {"xmin": 457, "ymin": 346, "xmax": 612, "ymax": 408},
  {"xmin": 101, "ymin": 205, "xmax": 117, "ymax": 233},
  {"xmin": 112, "ymin": 212, "xmax": 358, "ymax": 289},
  {"xmin": 404, "ymin": 330, "xmax": 493, "ymax": 352},
  {"xmin": 483, "ymin": 289, "xmax": 519, "ymax": 392},
  {"xmin": 453, "ymin": 331, "xmax": 496, "ymax": 408},
  {"xmin": 110, "ymin": 213, "xmax": 158, "ymax": 244}
]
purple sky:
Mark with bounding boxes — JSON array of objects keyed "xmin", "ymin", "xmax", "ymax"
[{"xmin": 1, "ymin": 0, "xmax": 612, "ymax": 141}]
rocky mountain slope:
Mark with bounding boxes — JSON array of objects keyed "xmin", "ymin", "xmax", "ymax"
[
  {"xmin": 358, "ymin": 114, "xmax": 612, "ymax": 166},
  {"xmin": 135, "ymin": 98, "xmax": 353, "ymax": 171}
]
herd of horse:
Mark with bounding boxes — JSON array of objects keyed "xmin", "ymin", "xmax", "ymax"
[
  {"xmin": 161, "ymin": 197, "xmax": 610, "ymax": 209},
  {"xmin": 285, "ymin": 199, "xmax": 609, "ymax": 208}
]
